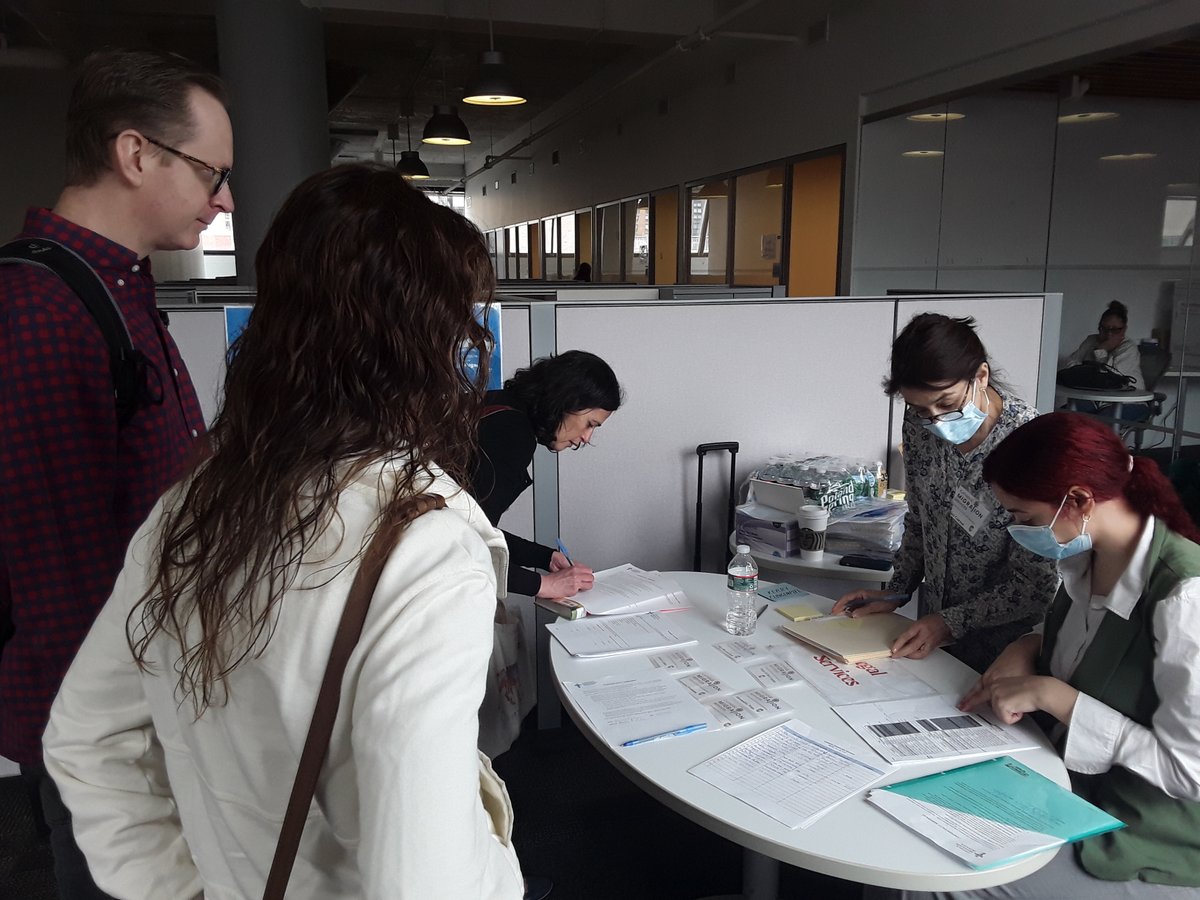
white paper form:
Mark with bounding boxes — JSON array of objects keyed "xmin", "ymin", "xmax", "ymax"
[
  {"xmin": 769, "ymin": 643, "xmax": 939, "ymax": 706},
  {"xmin": 714, "ymin": 638, "xmax": 770, "ymax": 663},
  {"xmin": 690, "ymin": 720, "xmax": 888, "ymax": 828},
  {"xmin": 581, "ymin": 564, "xmax": 688, "ymax": 615},
  {"xmin": 646, "ymin": 649, "xmax": 700, "ymax": 671},
  {"xmin": 704, "ymin": 689, "xmax": 791, "ymax": 729},
  {"xmin": 561, "ymin": 673, "xmax": 710, "ymax": 747},
  {"xmin": 746, "ymin": 657, "xmax": 806, "ymax": 688},
  {"xmin": 547, "ymin": 612, "xmax": 697, "ymax": 658},
  {"xmin": 833, "ymin": 695, "xmax": 1039, "ymax": 765}
]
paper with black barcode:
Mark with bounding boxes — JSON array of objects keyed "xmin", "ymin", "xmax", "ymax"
[{"xmin": 831, "ymin": 695, "xmax": 1039, "ymax": 765}]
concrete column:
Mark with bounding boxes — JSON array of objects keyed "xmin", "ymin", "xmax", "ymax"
[{"xmin": 215, "ymin": 0, "xmax": 328, "ymax": 284}]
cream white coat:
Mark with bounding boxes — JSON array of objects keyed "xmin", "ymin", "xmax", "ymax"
[{"xmin": 43, "ymin": 460, "xmax": 524, "ymax": 900}]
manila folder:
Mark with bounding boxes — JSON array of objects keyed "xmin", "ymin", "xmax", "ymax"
[{"xmin": 780, "ymin": 613, "xmax": 910, "ymax": 663}]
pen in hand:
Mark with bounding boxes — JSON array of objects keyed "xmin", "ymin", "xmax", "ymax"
[{"xmin": 555, "ymin": 538, "xmax": 573, "ymax": 566}]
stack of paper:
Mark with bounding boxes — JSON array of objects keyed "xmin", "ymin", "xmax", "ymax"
[
  {"xmin": 560, "ymin": 672, "xmax": 709, "ymax": 747},
  {"xmin": 578, "ymin": 564, "xmax": 688, "ymax": 615},
  {"xmin": 547, "ymin": 611, "xmax": 697, "ymax": 658},
  {"xmin": 868, "ymin": 756, "xmax": 1124, "ymax": 869},
  {"xmin": 779, "ymin": 612, "xmax": 911, "ymax": 663}
]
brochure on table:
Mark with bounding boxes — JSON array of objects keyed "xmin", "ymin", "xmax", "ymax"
[{"xmin": 868, "ymin": 756, "xmax": 1124, "ymax": 869}]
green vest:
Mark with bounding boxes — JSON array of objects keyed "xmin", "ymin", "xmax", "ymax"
[{"xmin": 1039, "ymin": 520, "xmax": 1200, "ymax": 885}]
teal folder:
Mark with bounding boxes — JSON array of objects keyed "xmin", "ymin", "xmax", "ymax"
[{"xmin": 869, "ymin": 755, "xmax": 1124, "ymax": 869}]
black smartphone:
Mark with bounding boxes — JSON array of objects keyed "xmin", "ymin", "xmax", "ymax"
[{"xmin": 838, "ymin": 554, "xmax": 892, "ymax": 571}]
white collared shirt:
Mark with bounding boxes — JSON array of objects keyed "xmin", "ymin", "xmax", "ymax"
[{"xmin": 1050, "ymin": 515, "xmax": 1200, "ymax": 801}]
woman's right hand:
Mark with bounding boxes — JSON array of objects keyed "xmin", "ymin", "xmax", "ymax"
[
  {"xmin": 537, "ymin": 565, "xmax": 595, "ymax": 599},
  {"xmin": 831, "ymin": 588, "xmax": 902, "ymax": 618},
  {"xmin": 958, "ymin": 632, "xmax": 1041, "ymax": 712}
]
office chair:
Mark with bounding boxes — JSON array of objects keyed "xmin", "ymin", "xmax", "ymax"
[{"xmin": 1129, "ymin": 345, "xmax": 1171, "ymax": 449}]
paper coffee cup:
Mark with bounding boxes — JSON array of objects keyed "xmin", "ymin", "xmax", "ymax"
[{"xmin": 796, "ymin": 504, "xmax": 829, "ymax": 561}]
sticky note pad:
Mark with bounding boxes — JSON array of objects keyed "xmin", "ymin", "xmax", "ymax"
[{"xmin": 775, "ymin": 602, "xmax": 823, "ymax": 622}]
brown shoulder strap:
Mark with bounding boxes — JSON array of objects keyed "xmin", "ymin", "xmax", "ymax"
[{"xmin": 262, "ymin": 493, "xmax": 447, "ymax": 900}]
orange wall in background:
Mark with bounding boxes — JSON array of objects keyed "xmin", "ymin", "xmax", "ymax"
[
  {"xmin": 577, "ymin": 211, "xmax": 593, "ymax": 265},
  {"xmin": 788, "ymin": 152, "xmax": 843, "ymax": 296},
  {"xmin": 652, "ymin": 190, "xmax": 678, "ymax": 284}
]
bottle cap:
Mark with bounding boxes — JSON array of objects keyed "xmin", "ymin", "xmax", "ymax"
[{"xmin": 735, "ymin": 544, "xmax": 750, "ymax": 554}]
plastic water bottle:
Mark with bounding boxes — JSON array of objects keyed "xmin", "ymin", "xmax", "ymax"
[{"xmin": 725, "ymin": 545, "xmax": 759, "ymax": 636}]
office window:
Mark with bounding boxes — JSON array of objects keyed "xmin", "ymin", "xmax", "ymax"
[
  {"xmin": 1163, "ymin": 196, "xmax": 1196, "ymax": 248},
  {"xmin": 688, "ymin": 180, "xmax": 729, "ymax": 283},
  {"xmin": 542, "ymin": 216, "xmax": 558, "ymax": 278},
  {"xmin": 560, "ymin": 212, "xmax": 577, "ymax": 280},
  {"xmin": 596, "ymin": 203, "xmax": 620, "ymax": 282},
  {"xmin": 623, "ymin": 197, "xmax": 649, "ymax": 284},
  {"xmin": 199, "ymin": 212, "xmax": 236, "ymax": 278}
]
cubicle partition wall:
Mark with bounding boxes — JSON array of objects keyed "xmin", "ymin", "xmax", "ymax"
[{"xmin": 164, "ymin": 290, "xmax": 1060, "ymax": 579}]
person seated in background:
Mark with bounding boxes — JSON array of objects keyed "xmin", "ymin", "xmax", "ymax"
[
  {"xmin": 572, "ymin": 261, "xmax": 592, "ymax": 282},
  {"xmin": 871, "ymin": 411, "xmax": 1200, "ymax": 899},
  {"xmin": 1066, "ymin": 300, "xmax": 1144, "ymax": 389},
  {"xmin": 831, "ymin": 313, "xmax": 1059, "ymax": 674},
  {"xmin": 42, "ymin": 165, "xmax": 526, "ymax": 899}
]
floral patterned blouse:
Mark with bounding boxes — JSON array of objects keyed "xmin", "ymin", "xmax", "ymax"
[{"xmin": 888, "ymin": 387, "xmax": 1060, "ymax": 672}]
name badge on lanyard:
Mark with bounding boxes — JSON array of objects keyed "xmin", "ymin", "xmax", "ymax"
[{"xmin": 951, "ymin": 485, "xmax": 991, "ymax": 537}]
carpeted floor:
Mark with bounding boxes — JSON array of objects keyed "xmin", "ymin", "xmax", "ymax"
[{"xmin": 0, "ymin": 715, "xmax": 865, "ymax": 899}]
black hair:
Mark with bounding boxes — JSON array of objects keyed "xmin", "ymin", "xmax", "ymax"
[
  {"xmin": 1100, "ymin": 300, "xmax": 1129, "ymax": 327},
  {"xmin": 505, "ymin": 350, "xmax": 623, "ymax": 446},
  {"xmin": 885, "ymin": 313, "xmax": 994, "ymax": 394}
]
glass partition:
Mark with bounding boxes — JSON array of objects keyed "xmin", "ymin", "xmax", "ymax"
[
  {"xmin": 687, "ymin": 180, "xmax": 730, "ymax": 283},
  {"xmin": 596, "ymin": 203, "xmax": 621, "ymax": 282},
  {"xmin": 560, "ymin": 212, "xmax": 577, "ymax": 280},
  {"xmin": 733, "ymin": 168, "xmax": 783, "ymax": 285},
  {"xmin": 622, "ymin": 197, "xmax": 650, "ymax": 283}
]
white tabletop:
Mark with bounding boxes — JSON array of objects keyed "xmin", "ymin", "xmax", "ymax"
[
  {"xmin": 550, "ymin": 571, "xmax": 1066, "ymax": 891},
  {"xmin": 1055, "ymin": 385, "xmax": 1154, "ymax": 404}
]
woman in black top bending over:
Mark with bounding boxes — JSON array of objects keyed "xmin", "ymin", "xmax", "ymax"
[{"xmin": 472, "ymin": 350, "xmax": 622, "ymax": 598}]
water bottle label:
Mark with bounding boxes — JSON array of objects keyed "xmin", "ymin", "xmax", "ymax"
[{"xmin": 728, "ymin": 574, "xmax": 758, "ymax": 592}]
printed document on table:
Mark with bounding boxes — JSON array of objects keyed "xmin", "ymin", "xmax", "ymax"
[
  {"xmin": 769, "ymin": 643, "xmax": 939, "ymax": 706},
  {"xmin": 561, "ymin": 672, "xmax": 712, "ymax": 747},
  {"xmin": 547, "ymin": 611, "xmax": 697, "ymax": 658},
  {"xmin": 579, "ymin": 564, "xmax": 688, "ymax": 615},
  {"xmin": 868, "ymin": 756, "xmax": 1124, "ymax": 869},
  {"xmin": 833, "ymin": 695, "xmax": 1039, "ymax": 765},
  {"xmin": 689, "ymin": 719, "xmax": 889, "ymax": 829}
]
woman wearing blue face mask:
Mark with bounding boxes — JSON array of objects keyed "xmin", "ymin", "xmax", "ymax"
[
  {"xmin": 871, "ymin": 412, "xmax": 1200, "ymax": 899},
  {"xmin": 832, "ymin": 314, "xmax": 1059, "ymax": 673}
]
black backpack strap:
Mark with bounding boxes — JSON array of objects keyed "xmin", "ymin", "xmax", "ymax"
[{"xmin": 0, "ymin": 238, "xmax": 147, "ymax": 426}]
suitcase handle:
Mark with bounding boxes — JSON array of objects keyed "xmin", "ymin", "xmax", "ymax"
[{"xmin": 694, "ymin": 442, "xmax": 740, "ymax": 572}]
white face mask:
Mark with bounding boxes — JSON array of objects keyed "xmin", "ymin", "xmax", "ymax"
[
  {"xmin": 1007, "ymin": 494, "xmax": 1092, "ymax": 560},
  {"xmin": 921, "ymin": 379, "xmax": 989, "ymax": 445}
]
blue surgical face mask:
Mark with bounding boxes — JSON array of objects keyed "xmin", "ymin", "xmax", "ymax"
[
  {"xmin": 1006, "ymin": 495, "xmax": 1092, "ymax": 560},
  {"xmin": 922, "ymin": 379, "xmax": 989, "ymax": 445}
]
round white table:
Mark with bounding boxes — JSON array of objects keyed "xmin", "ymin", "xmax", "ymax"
[
  {"xmin": 550, "ymin": 572, "xmax": 1067, "ymax": 897},
  {"xmin": 1056, "ymin": 385, "xmax": 1154, "ymax": 432}
]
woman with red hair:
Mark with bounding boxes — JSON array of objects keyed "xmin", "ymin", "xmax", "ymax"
[{"xmin": 879, "ymin": 412, "xmax": 1200, "ymax": 897}]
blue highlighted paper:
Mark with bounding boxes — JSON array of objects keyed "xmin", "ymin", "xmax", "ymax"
[{"xmin": 868, "ymin": 756, "xmax": 1124, "ymax": 869}]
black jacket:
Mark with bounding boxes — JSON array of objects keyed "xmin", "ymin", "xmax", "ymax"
[{"xmin": 471, "ymin": 390, "xmax": 554, "ymax": 596}]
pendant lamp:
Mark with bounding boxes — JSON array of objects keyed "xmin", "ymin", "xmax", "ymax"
[
  {"xmin": 394, "ymin": 118, "xmax": 430, "ymax": 180},
  {"xmin": 422, "ymin": 104, "xmax": 471, "ymax": 146},
  {"xmin": 463, "ymin": 3, "xmax": 525, "ymax": 105}
]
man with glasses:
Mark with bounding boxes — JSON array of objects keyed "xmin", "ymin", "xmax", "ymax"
[{"xmin": 0, "ymin": 48, "xmax": 232, "ymax": 898}]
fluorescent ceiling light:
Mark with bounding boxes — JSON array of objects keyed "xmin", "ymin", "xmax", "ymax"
[
  {"xmin": 1100, "ymin": 152, "xmax": 1157, "ymax": 161},
  {"xmin": 901, "ymin": 150, "xmax": 944, "ymax": 158},
  {"xmin": 1057, "ymin": 111, "xmax": 1119, "ymax": 124},
  {"xmin": 906, "ymin": 112, "xmax": 965, "ymax": 122}
]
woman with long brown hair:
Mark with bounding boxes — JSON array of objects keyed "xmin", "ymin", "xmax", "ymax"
[{"xmin": 42, "ymin": 165, "xmax": 525, "ymax": 898}]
